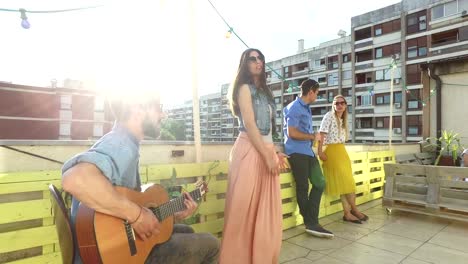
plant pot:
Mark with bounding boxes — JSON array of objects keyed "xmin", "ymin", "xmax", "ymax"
[{"xmin": 438, "ymin": 155, "xmax": 456, "ymax": 166}]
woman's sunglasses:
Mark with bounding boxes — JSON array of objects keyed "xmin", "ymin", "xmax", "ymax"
[
  {"xmin": 334, "ymin": 101, "xmax": 346, "ymax": 106},
  {"xmin": 247, "ymin": 55, "xmax": 264, "ymax": 63}
]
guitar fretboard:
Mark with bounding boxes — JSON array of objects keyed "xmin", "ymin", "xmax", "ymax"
[{"xmin": 150, "ymin": 189, "xmax": 202, "ymax": 221}]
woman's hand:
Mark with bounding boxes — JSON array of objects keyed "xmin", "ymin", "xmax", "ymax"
[
  {"xmin": 318, "ymin": 152, "xmax": 327, "ymax": 161},
  {"xmin": 276, "ymin": 152, "xmax": 289, "ymax": 171},
  {"xmin": 264, "ymin": 156, "xmax": 279, "ymax": 176}
]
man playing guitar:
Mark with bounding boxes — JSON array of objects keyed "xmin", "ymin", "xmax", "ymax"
[{"xmin": 62, "ymin": 91, "xmax": 220, "ymax": 264}]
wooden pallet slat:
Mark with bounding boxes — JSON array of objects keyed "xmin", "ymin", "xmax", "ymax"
[
  {"xmin": 0, "ymin": 199, "xmax": 52, "ymax": 225},
  {"xmin": 0, "ymin": 226, "xmax": 58, "ymax": 254}
]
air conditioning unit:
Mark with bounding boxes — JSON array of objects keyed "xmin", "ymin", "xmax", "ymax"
[
  {"xmin": 393, "ymin": 128, "xmax": 402, "ymax": 134},
  {"xmin": 393, "ymin": 78, "xmax": 401, "ymax": 85},
  {"xmin": 394, "ymin": 102, "xmax": 401, "ymax": 109}
]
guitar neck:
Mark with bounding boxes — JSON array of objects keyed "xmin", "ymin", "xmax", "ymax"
[{"xmin": 150, "ymin": 189, "xmax": 201, "ymax": 221}]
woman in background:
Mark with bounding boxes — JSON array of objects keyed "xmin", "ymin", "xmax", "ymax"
[{"xmin": 318, "ymin": 95, "xmax": 368, "ymax": 224}]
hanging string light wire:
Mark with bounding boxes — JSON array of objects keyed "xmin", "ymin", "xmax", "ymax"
[
  {"xmin": 0, "ymin": 5, "xmax": 103, "ymax": 29},
  {"xmin": 206, "ymin": 0, "xmax": 296, "ymax": 92}
]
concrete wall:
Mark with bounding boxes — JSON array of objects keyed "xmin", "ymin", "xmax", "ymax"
[
  {"xmin": 427, "ymin": 61, "xmax": 468, "ymax": 147},
  {"xmin": 0, "ymin": 141, "xmax": 420, "ymax": 173},
  {"xmin": 352, "ymin": 3, "xmax": 402, "ymax": 28}
]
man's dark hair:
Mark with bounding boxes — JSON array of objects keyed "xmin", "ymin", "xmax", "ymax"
[{"xmin": 300, "ymin": 79, "xmax": 320, "ymax": 96}]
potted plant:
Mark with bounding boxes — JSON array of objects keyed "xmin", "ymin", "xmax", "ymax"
[{"xmin": 424, "ymin": 130, "xmax": 464, "ymax": 166}]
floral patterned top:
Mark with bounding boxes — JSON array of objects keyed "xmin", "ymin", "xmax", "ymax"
[{"xmin": 319, "ymin": 111, "xmax": 347, "ymax": 145}]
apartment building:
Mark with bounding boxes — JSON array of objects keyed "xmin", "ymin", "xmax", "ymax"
[
  {"xmin": 266, "ymin": 37, "xmax": 354, "ymax": 140},
  {"xmin": 0, "ymin": 82, "xmax": 113, "ymax": 140},
  {"xmin": 351, "ymin": 0, "xmax": 468, "ymax": 143},
  {"xmin": 167, "ymin": 88, "xmax": 239, "ymax": 142}
]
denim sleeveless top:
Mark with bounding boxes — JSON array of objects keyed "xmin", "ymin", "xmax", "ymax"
[{"xmin": 238, "ymin": 84, "xmax": 276, "ymax": 135}]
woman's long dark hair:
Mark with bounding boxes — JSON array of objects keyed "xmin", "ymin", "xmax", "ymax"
[{"xmin": 228, "ymin": 48, "xmax": 273, "ymax": 117}]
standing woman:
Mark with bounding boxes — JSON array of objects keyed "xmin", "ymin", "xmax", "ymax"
[
  {"xmin": 220, "ymin": 48, "xmax": 286, "ymax": 264},
  {"xmin": 318, "ymin": 95, "xmax": 369, "ymax": 224}
]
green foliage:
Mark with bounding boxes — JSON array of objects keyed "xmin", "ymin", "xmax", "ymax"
[
  {"xmin": 160, "ymin": 119, "xmax": 186, "ymax": 141},
  {"xmin": 424, "ymin": 130, "xmax": 464, "ymax": 165}
]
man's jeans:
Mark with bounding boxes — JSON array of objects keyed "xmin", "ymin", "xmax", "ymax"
[
  {"xmin": 145, "ymin": 224, "xmax": 220, "ymax": 264},
  {"xmin": 288, "ymin": 153, "xmax": 326, "ymax": 227}
]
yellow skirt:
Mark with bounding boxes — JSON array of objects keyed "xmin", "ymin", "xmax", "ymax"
[{"xmin": 322, "ymin": 144, "xmax": 356, "ymax": 196}]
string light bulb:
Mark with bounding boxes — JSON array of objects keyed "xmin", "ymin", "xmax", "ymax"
[
  {"xmin": 422, "ymin": 102, "xmax": 427, "ymax": 107},
  {"xmin": 225, "ymin": 27, "xmax": 233, "ymax": 38},
  {"xmin": 19, "ymin": 8, "xmax": 30, "ymax": 29}
]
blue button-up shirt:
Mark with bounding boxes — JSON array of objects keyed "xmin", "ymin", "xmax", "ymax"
[
  {"xmin": 283, "ymin": 97, "xmax": 315, "ymax": 157},
  {"xmin": 62, "ymin": 123, "xmax": 141, "ymax": 263}
]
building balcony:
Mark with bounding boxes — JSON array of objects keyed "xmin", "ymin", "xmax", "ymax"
[{"xmin": 291, "ymin": 68, "xmax": 309, "ymax": 77}]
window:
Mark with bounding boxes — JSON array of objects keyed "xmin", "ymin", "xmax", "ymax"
[
  {"xmin": 407, "ymin": 64, "xmax": 422, "ymax": 85},
  {"xmin": 375, "ymin": 69, "xmax": 395, "ymax": 81},
  {"xmin": 356, "ymin": 50, "xmax": 373, "ymax": 62},
  {"xmin": 327, "ymin": 56, "xmax": 339, "ymax": 70},
  {"xmin": 407, "ymin": 10, "xmax": 427, "ymax": 34},
  {"xmin": 343, "ymin": 54, "xmax": 350, "ymax": 62},
  {"xmin": 355, "ymin": 27, "xmax": 372, "ymax": 41},
  {"xmin": 95, "ymin": 96, "xmax": 105, "ymax": 111},
  {"xmin": 274, "ymin": 97, "xmax": 280, "ymax": 104},
  {"xmin": 394, "ymin": 92, "xmax": 402, "ymax": 103},
  {"xmin": 408, "ymin": 100, "xmax": 419, "ymax": 109},
  {"xmin": 357, "ymin": 94, "xmax": 372, "ymax": 106},
  {"xmin": 375, "ymin": 48, "xmax": 383, "ymax": 58},
  {"xmin": 327, "ymin": 73, "xmax": 339, "ymax": 86},
  {"xmin": 328, "ymin": 91, "xmax": 334, "ymax": 103},
  {"xmin": 375, "ymin": 116, "xmax": 402, "ymax": 129},
  {"xmin": 314, "ymin": 60, "xmax": 321, "ymax": 67},
  {"xmin": 375, "ymin": 43, "xmax": 401, "ymax": 59},
  {"xmin": 60, "ymin": 95, "xmax": 72, "ymax": 109},
  {"xmin": 362, "ymin": 95, "xmax": 372, "ymax": 106},
  {"xmin": 317, "ymin": 75, "xmax": 326, "ymax": 83},
  {"xmin": 375, "ymin": 27, "xmax": 382, "ymax": 36},
  {"xmin": 432, "ymin": 29, "xmax": 459, "ymax": 46},
  {"xmin": 356, "ymin": 72, "xmax": 374, "ymax": 84},
  {"xmin": 59, "ymin": 110, "xmax": 72, "ymax": 120},
  {"xmin": 432, "ymin": 4, "xmax": 444, "ymax": 20},
  {"xmin": 60, "ymin": 122, "xmax": 71, "ymax": 136},
  {"xmin": 342, "ymin": 88, "xmax": 352, "ymax": 97},
  {"xmin": 376, "ymin": 94, "xmax": 391, "ymax": 105},
  {"xmin": 461, "ymin": 0, "xmax": 468, "ymax": 12},
  {"xmin": 342, "ymin": 70, "xmax": 352, "ymax": 80},
  {"xmin": 432, "ymin": 0, "xmax": 463, "ymax": 20},
  {"xmin": 407, "ymin": 115, "xmax": 422, "ymax": 136},
  {"xmin": 93, "ymin": 124, "xmax": 103, "ymax": 137},
  {"xmin": 407, "ymin": 37, "xmax": 427, "ymax": 58},
  {"xmin": 419, "ymin": 16, "xmax": 427, "ymax": 31},
  {"xmin": 358, "ymin": 118, "xmax": 373, "ymax": 128},
  {"xmin": 374, "ymin": 19, "xmax": 401, "ymax": 36}
]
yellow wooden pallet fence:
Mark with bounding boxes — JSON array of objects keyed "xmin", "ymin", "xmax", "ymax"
[{"xmin": 0, "ymin": 150, "xmax": 394, "ymax": 264}]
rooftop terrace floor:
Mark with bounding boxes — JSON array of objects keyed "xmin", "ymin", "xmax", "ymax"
[{"xmin": 280, "ymin": 199, "xmax": 468, "ymax": 264}]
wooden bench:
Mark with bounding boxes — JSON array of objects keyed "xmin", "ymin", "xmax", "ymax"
[
  {"xmin": 395, "ymin": 152, "xmax": 435, "ymax": 165},
  {"xmin": 383, "ymin": 163, "xmax": 468, "ymax": 222}
]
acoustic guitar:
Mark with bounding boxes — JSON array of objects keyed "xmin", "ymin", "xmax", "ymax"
[{"xmin": 75, "ymin": 182, "xmax": 207, "ymax": 263}]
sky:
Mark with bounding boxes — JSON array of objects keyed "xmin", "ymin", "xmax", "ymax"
[{"xmin": 0, "ymin": 0, "xmax": 401, "ymax": 106}]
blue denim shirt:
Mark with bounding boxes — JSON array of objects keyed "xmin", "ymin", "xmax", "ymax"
[
  {"xmin": 283, "ymin": 97, "xmax": 315, "ymax": 157},
  {"xmin": 238, "ymin": 84, "xmax": 276, "ymax": 135},
  {"xmin": 61, "ymin": 123, "xmax": 141, "ymax": 263}
]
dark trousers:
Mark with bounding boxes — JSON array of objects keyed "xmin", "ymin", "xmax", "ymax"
[
  {"xmin": 288, "ymin": 153, "xmax": 325, "ymax": 227},
  {"xmin": 146, "ymin": 224, "xmax": 220, "ymax": 264}
]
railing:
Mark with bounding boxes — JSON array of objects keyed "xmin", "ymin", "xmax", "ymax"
[{"xmin": 0, "ymin": 150, "xmax": 395, "ymax": 263}]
